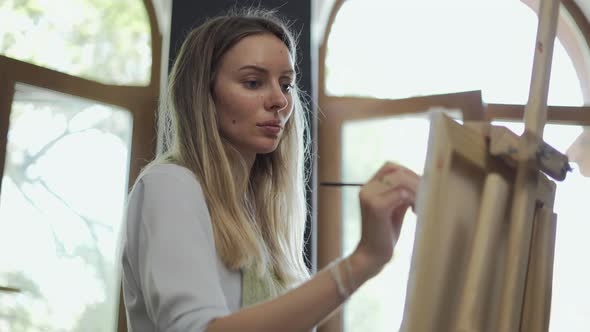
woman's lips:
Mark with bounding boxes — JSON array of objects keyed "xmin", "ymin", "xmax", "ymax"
[{"xmin": 257, "ymin": 124, "xmax": 281, "ymax": 135}]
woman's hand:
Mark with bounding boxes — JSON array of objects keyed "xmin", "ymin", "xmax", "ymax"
[{"xmin": 353, "ymin": 162, "xmax": 421, "ymax": 278}]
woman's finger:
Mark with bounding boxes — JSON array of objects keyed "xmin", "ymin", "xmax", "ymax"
[
  {"xmin": 391, "ymin": 203, "xmax": 411, "ymax": 237},
  {"xmin": 369, "ymin": 162, "xmax": 401, "ymax": 182},
  {"xmin": 372, "ymin": 187, "xmax": 415, "ymax": 215},
  {"xmin": 373, "ymin": 171, "xmax": 420, "ymax": 197},
  {"xmin": 381, "ymin": 187, "xmax": 414, "ymax": 206}
]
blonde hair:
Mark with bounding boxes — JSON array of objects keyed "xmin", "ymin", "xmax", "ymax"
[{"xmin": 151, "ymin": 8, "xmax": 310, "ymax": 290}]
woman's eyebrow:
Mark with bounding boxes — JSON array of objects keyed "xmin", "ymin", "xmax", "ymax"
[
  {"xmin": 239, "ymin": 65, "xmax": 267, "ymax": 73},
  {"xmin": 238, "ymin": 65, "xmax": 294, "ymax": 76}
]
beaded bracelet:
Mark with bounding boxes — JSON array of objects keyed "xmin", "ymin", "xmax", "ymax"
[
  {"xmin": 343, "ymin": 257, "xmax": 355, "ymax": 293},
  {"xmin": 328, "ymin": 259, "xmax": 350, "ymax": 300}
]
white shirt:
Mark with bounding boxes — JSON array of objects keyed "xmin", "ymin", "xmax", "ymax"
[{"xmin": 121, "ymin": 163, "xmax": 241, "ymax": 332}]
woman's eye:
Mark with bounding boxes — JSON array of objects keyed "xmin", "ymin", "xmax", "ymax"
[
  {"xmin": 244, "ymin": 80, "xmax": 260, "ymax": 89},
  {"xmin": 281, "ymin": 83, "xmax": 294, "ymax": 93}
]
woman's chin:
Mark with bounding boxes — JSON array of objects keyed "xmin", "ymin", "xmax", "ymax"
[
  {"xmin": 253, "ymin": 142, "xmax": 280, "ymax": 155},
  {"xmin": 258, "ymin": 146, "xmax": 279, "ymax": 155}
]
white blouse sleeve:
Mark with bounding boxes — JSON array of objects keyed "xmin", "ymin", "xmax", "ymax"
[{"xmin": 125, "ymin": 167, "xmax": 231, "ymax": 332}]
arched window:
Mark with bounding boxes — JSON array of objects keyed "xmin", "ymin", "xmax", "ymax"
[
  {"xmin": 0, "ymin": 1, "xmax": 162, "ymax": 331},
  {"xmin": 325, "ymin": 0, "xmax": 585, "ymax": 105},
  {"xmin": 317, "ymin": 1, "xmax": 590, "ymax": 331}
]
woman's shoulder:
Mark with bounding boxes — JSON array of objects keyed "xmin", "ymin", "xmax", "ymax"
[
  {"xmin": 131, "ymin": 163, "xmax": 205, "ymax": 201},
  {"xmin": 140, "ymin": 162, "xmax": 195, "ymax": 181}
]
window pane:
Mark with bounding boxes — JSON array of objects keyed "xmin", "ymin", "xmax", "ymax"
[
  {"xmin": 0, "ymin": 83, "xmax": 133, "ymax": 331},
  {"xmin": 341, "ymin": 111, "xmax": 457, "ymax": 331},
  {"xmin": 0, "ymin": 0, "xmax": 151, "ymax": 85},
  {"xmin": 326, "ymin": 0, "xmax": 584, "ymax": 106}
]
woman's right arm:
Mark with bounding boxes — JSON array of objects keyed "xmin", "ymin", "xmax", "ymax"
[{"xmin": 207, "ymin": 162, "xmax": 420, "ymax": 332}]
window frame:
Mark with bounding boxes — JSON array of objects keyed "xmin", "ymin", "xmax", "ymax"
[
  {"xmin": 317, "ymin": 1, "xmax": 590, "ymax": 332},
  {"xmin": 0, "ymin": 1, "xmax": 162, "ymax": 331}
]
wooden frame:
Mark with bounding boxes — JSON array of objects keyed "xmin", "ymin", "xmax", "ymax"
[
  {"xmin": 398, "ymin": 113, "xmax": 557, "ymax": 331},
  {"xmin": 317, "ymin": 1, "xmax": 590, "ymax": 332},
  {"xmin": 0, "ymin": 1, "xmax": 162, "ymax": 331}
]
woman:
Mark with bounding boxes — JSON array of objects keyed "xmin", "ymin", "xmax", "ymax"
[{"xmin": 121, "ymin": 7, "xmax": 420, "ymax": 332}]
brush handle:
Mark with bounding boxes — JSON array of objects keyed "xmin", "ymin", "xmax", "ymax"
[{"xmin": 319, "ymin": 182, "xmax": 364, "ymax": 187}]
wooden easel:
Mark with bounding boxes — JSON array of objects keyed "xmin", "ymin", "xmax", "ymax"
[{"xmin": 399, "ymin": 0, "xmax": 569, "ymax": 331}]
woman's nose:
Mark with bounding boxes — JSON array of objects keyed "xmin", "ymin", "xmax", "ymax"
[{"xmin": 265, "ymin": 84, "xmax": 288, "ymax": 112}]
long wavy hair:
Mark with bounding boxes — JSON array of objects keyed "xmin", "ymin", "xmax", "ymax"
[{"xmin": 150, "ymin": 7, "xmax": 310, "ymax": 291}]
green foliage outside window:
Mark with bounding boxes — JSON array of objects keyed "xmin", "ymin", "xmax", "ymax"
[{"xmin": 0, "ymin": 0, "xmax": 151, "ymax": 85}]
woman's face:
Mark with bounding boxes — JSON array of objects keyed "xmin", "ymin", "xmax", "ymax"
[{"xmin": 213, "ymin": 33, "xmax": 295, "ymax": 160}]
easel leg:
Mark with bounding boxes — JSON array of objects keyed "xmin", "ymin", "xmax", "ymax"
[{"xmin": 520, "ymin": 207, "xmax": 557, "ymax": 332}]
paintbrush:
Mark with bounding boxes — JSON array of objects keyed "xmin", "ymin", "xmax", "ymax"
[{"xmin": 319, "ymin": 182, "xmax": 364, "ymax": 187}]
